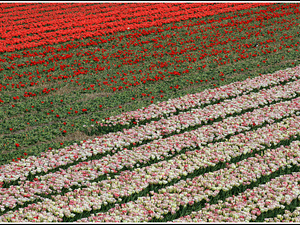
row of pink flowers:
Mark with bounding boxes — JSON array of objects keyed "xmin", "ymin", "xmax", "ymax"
[
  {"xmin": 1, "ymin": 113, "xmax": 300, "ymax": 222},
  {"xmin": 1, "ymin": 69, "xmax": 299, "ymax": 184},
  {"xmin": 30, "ymin": 97, "xmax": 300, "ymax": 193},
  {"xmin": 264, "ymin": 207, "xmax": 300, "ymax": 222},
  {"xmin": 1, "ymin": 3, "xmax": 269, "ymax": 52},
  {"xmin": 97, "ymin": 65, "xmax": 300, "ymax": 127},
  {"xmin": 0, "ymin": 198, "xmax": 63, "ymax": 222},
  {"xmin": 173, "ymin": 160, "xmax": 300, "ymax": 222},
  {"xmin": 0, "ymin": 92, "xmax": 299, "ymax": 212},
  {"xmin": 75, "ymin": 140, "xmax": 300, "ymax": 222},
  {"xmin": 0, "ymin": 93, "xmax": 298, "ymax": 214}
]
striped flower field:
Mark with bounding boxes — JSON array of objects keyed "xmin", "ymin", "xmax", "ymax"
[{"xmin": 1, "ymin": 2, "xmax": 300, "ymax": 223}]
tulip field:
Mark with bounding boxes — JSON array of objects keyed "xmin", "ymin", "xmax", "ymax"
[{"xmin": 1, "ymin": 2, "xmax": 300, "ymax": 223}]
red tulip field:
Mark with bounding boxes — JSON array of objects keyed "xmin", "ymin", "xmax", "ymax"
[{"xmin": 1, "ymin": 2, "xmax": 300, "ymax": 222}]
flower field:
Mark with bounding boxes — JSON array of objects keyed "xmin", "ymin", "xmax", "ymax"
[{"xmin": 1, "ymin": 2, "xmax": 300, "ymax": 222}]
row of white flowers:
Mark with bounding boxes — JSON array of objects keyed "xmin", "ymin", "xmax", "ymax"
[
  {"xmin": 1, "ymin": 94, "xmax": 299, "ymax": 212},
  {"xmin": 1, "ymin": 115, "xmax": 300, "ymax": 222},
  {"xmin": 75, "ymin": 141, "xmax": 300, "ymax": 223},
  {"xmin": 0, "ymin": 198, "xmax": 63, "ymax": 222},
  {"xmin": 96, "ymin": 65, "xmax": 300, "ymax": 126},
  {"xmin": 0, "ymin": 180, "xmax": 51, "ymax": 213},
  {"xmin": 1, "ymin": 75, "xmax": 300, "ymax": 184},
  {"xmin": 173, "ymin": 167, "xmax": 300, "ymax": 222},
  {"xmin": 264, "ymin": 207, "xmax": 300, "ymax": 222},
  {"xmin": 29, "ymin": 97, "xmax": 300, "ymax": 192},
  {"xmin": 123, "ymin": 79, "xmax": 300, "ymax": 138}
]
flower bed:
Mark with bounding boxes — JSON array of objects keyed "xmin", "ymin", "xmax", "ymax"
[
  {"xmin": 1, "ymin": 69, "xmax": 300, "ymax": 184},
  {"xmin": 173, "ymin": 170, "xmax": 300, "ymax": 222},
  {"xmin": 2, "ymin": 114, "xmax": 300, "ymax": 221},
  {"xmin": 95, "ymin": 66, "xmax": 300, "ymax": 131},
  {"xmin": 75, "ymin": 140, "xmax": 300, "ymax": 223},
  {"xmin": 2, "ymin": 3, "xmax": 300, "ymax": 223}
]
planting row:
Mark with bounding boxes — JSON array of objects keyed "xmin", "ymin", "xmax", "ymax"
[
  {"xmin": 3, "ymin": 128, "xmax": 299, "ymax": 222},
  {"xmin": 1, "ymin": 76, "xmax": 300, "ymax": 184},
  {"xmin": 1, "ymin": 3, "xmax": 260, "ymax": 52},
  {"xmin": 94, "ymin": 65, "xmax": 300, "ymax": 131},
  {"xmin": 1, "ymin": 2, "xmax": 290, "ymax": 104},
  {"xmin": 1, "ymin": 63, "xmax": 299, "ymax": 136},
  {"xmin": 1, "ymin": 107, "xmax": 300, "ymax": 218},
  {"xmin": 2, "ymin": 61, "xmax": 300, "ymax": 161},
  {"xmin": 0, "ymin": 3, "xmax": 298, "ymax": 151},
  {"xmin": 1, "ymin": 3, "xmax": 297, "ymax": 96},
  {"xmin": 77, "ymin": 141, "xmax": 300, "ymax": 222},
  {"xmin": 1, "ymin": 3, "xmax": 152, "ymax": 25},
  {"xmin": 2, "ymin": 4, "xmax": 297, "ymax": 100},
  {"xmin": 32, "ymin": 97, "xmax": 300, "ymax": 192},
  {"xmin": 264, "ymin": 207, "xmax": 300, "ymax": 222},
  {"xmin": 172, "ymin": 170, "xmax": 300, "ymax": 222}
]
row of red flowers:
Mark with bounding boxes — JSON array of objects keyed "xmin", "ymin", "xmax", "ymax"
[{"xmin": 0, "ymin": 3, "xmax": 271, "ymax": 52}]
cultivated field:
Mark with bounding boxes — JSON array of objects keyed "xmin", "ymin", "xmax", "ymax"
[{"xmin": 1, "ymin": 2, "xmax": 300, "ymax": 222}]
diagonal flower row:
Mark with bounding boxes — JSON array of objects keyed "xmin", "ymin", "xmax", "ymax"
[
  {"xmin": 0, "ymin": 93, "xmax": 300, "ymax": 212},
  {"xmin": 173, "ymin": 162, "xmax": 300, "ymax": 222},
  {"xmin": 264, "ymin": 207, "xmax": 300, "ymax": 222},
  {"xmin": 34, "ymin": 97, "xmax": 300, "ymax": 191},
  {"xmin": 1, "ymin": 69, "xmax": 299, "ymax": 183},
  {"xmin": 97, "ymin": 65, "xmax": 300, "ymax": 127},
  {"xmin": 1, "ymin": 114, "xmax": 300, "ymax": 222},
  {"xmin": 75, "ymin": 140, "xmax": 300, "ymax": 222},
  {"xmin": 2, "ymin": 3, "xmax": 257, "ymax": 52}
]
